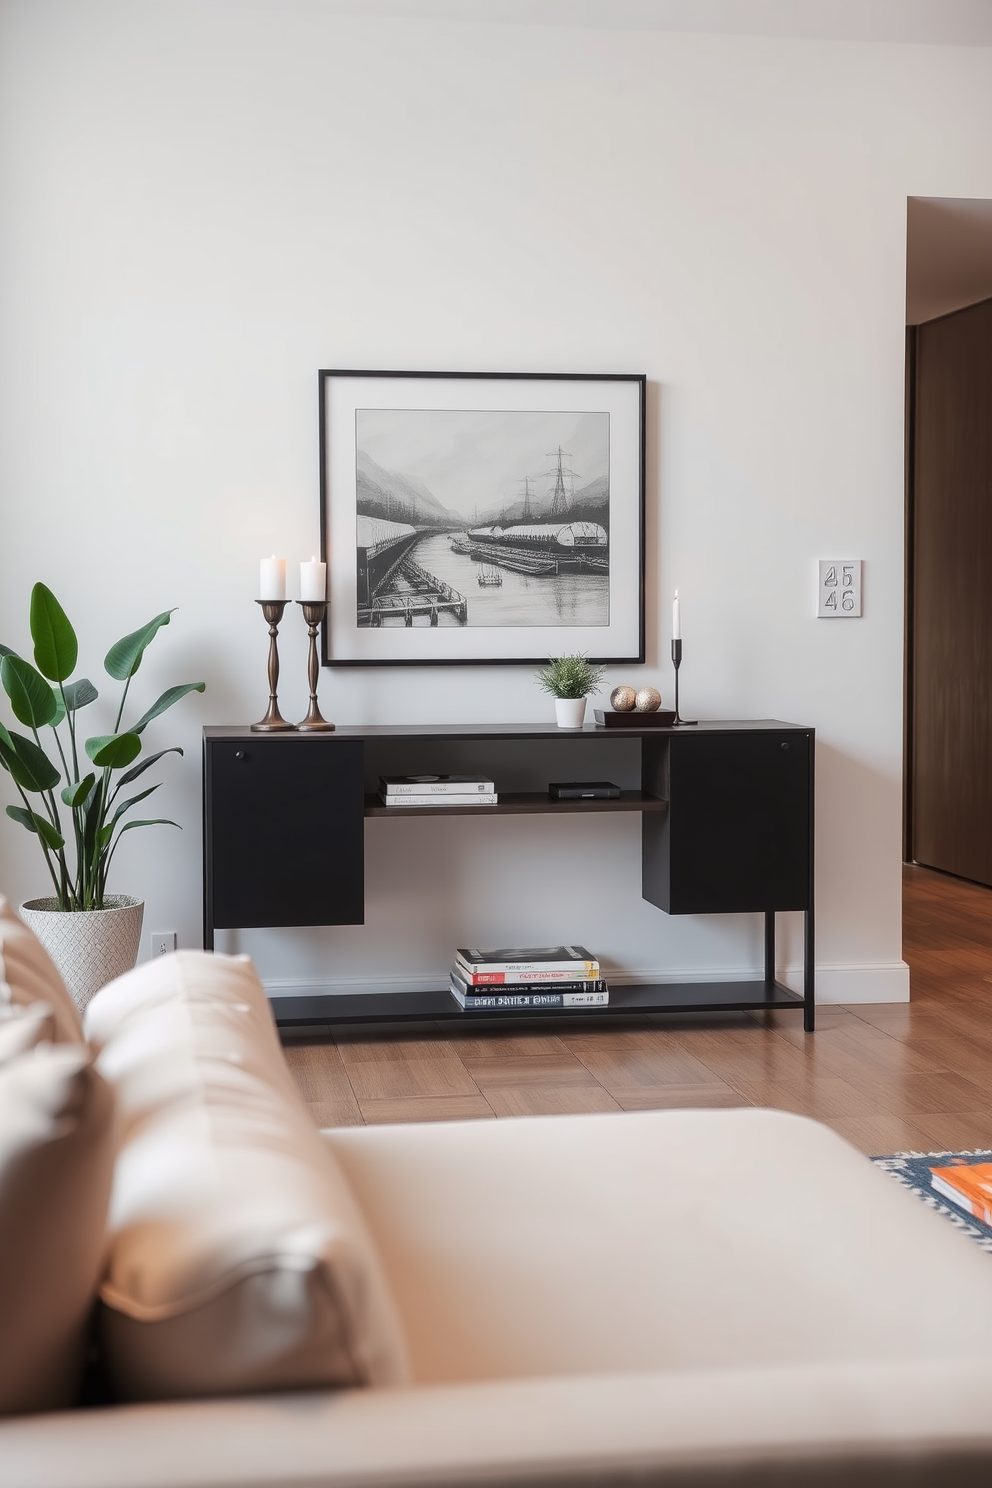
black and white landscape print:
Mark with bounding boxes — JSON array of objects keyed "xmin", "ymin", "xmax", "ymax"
[{"xmin": 354, "ymin": 409, "xmax": 610, "ymax": 629}]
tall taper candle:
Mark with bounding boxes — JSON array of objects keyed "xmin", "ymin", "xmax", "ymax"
[
  {"xmin": 259, "ymin": 555, "xmax": 287, "ymax": 601},
  {"xmin": 300, "ymin": 555, "xmax": 326, "ymax": 602},
  {"xmin": 673, "ymin": 590, "xmax": 681, "ymax": 640}
]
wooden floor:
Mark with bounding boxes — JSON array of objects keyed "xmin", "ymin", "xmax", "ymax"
[{"xmin": 284, "ymin": 864, "xmax": 992, "ymax": 1156}]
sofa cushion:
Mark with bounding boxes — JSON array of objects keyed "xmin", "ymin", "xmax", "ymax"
[
  {"xmin": 0, "ymin": 1004, "xmax": 115, "ymax": 1415},
  {"xmin": 84, "ymin": 951, "xmax": 409, "ymax": 1401},
  {"xmin": 325, "ymin": 1106, "xmax": 992, "ymax": 1384},
  {"xmin": 0, "ymin": 894, "xmax": 83, "ymax": 1043},
  {"xmin": 0, "ymin": 1000, "xmax": 56, "ymax": 1062}
]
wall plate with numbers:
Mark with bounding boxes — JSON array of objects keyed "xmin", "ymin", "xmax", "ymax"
[{"xmin": 818, "ymin": 560, "xmax": 862, "ymax": 618}]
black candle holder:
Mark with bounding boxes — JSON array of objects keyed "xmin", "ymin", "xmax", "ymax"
[
  {"xmin": 251, "ymin": 600, "xmax": 294, "ymax": 732},
  {"xmin": 671, "ymin": 639, "xmax": 697, "ymax": 726},
  {"xmin": 295, "ymin": 600, "xmax": 334, "ymax": 731}
]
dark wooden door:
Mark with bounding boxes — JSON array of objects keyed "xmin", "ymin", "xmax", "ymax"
[{"xmin": 910, "ymin": 296, "xmax": 992, "ymax": 883}]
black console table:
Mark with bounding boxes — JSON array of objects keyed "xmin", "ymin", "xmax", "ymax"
[{"xmin": 202, "ymin": 720, "xmax": 814, "ymax": 1032}]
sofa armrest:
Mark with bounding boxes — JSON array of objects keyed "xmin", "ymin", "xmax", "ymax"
[{"xmin": 5, "ymin": 1361, "xmax": 992, "ymax": 1488}]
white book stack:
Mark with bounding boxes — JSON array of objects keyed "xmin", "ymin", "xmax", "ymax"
[{"xmin": 378, "ymin": 774, "xmax": 497, "ymax": 807}]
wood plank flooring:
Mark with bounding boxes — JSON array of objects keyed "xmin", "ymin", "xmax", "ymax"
[{"xmin": 283, "ymin": 864, "xmax": 992, "ymax": 1155}]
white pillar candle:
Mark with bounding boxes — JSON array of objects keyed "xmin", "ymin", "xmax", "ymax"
[
  {"xmin": 300, "ymin": 556, "xmax": 327, "ymax": 602},
  {"xmin": 259, "ymin": 555, "xmax": 286, "ymax": 600},
  {"xmin": 673, "ymin": 591, "xmax": 681, "ymax": 640}
]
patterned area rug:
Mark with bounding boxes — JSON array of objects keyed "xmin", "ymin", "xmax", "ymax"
[{"xmin": 872, "ymin": 1150, "xmax": 992, "ymax": 1252}]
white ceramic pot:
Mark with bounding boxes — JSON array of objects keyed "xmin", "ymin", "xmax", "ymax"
[
  {"xmin": 19, "ymin": 895, "xmax": 145, "ymax": 1014},
  {"xmin": 554, "ymin": 697, "xmax": 587, "ymax": 729}
]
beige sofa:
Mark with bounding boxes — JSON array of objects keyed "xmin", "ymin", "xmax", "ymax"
[{"xmin": 4, "ymin": 914, "xmax": 992, "ymax": 1485}]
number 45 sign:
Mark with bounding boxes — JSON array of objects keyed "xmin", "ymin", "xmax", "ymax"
[{"xmin": 818, "ymin": 560, "xmax": 863, "ymax": 618}]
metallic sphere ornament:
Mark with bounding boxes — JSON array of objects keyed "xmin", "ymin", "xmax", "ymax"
[
  {"xmin": 610, "ymin": 685, "xmax": 637, "ymax": 713},
  {"xmin": 635, "ymin": 687, "xmax": 662, "ymax": 713}
]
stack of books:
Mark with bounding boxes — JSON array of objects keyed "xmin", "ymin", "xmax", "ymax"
[
  {"xmin": 378, "ymin": 774, "xmax": 497, "ymax": 807},
  {"xmin": 450, "ymin": 945, "xmax": 608, "ymax": 1011},
  {"xmin": 930, "ymin": 1163, "xmax": 992, "ymax": 1226}
]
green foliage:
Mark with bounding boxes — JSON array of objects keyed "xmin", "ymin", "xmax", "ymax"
[
  {"xmin": 534, "ymin": 653, "xmax": 606, "ymax": 700},
  {"xmin": 1, "ymin": 655, "xmax": 58, "ymax": 729},
  {"xmin": 85, "ymin": 733, "xmax": 143, "ymax": 769},
  {"xmin": 30, "ymin": 584, "xmax": 78, "ymax": 682},
  {"xmin": 0, "ymin": 584, "xmax": 205, "ymax": 911},
  {"xmin": 104, "ymin": 611, "xmax": 174, "ymax": 681}
]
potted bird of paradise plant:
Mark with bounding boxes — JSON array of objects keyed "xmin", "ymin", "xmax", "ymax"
[{"xmin": 0, "ymin": 583, "xmax": 204, "ymax": 1010}]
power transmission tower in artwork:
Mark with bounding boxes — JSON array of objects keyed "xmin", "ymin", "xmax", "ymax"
[
  {"xmin": 544, "ymin": 447, "xmax": 579, "ymax": 520},
  {"xmin": 518, "ymin": 475, "xmax": 535, "ymax": 521}
]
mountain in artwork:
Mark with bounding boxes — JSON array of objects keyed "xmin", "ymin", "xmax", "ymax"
[{"xmin": 355, "ymin": 451, "xmax": 464, "ymax": 528}]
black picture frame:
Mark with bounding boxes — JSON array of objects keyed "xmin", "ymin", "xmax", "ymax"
[{"xmin": 319, "ymin": 369, "xmax": 646, "ymax": 667}]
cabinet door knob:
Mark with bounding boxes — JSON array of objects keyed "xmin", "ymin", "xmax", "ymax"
[
  {"xmin": 234, "ymin": 750, "xmax": 245, "ymax": 760},
  {"xmin": 780, "ymin": 742, "xmax": 789, "ymax": 751}
]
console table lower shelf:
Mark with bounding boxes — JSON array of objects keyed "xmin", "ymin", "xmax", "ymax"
[{"xmin": 271, "ymin": 978, "xmax": 804, "ymax": 1028}]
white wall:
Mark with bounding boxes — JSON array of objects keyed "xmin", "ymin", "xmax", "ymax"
[{"xmin": 2, "ymin": 2, "xmax": 991, "ymax": 1002}]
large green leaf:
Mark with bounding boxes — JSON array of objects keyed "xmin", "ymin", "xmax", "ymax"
[
  {"xmin": 6, "ymin": 804, "xmax": 37, "ymax": 832},
  {"xmin": 1, "ymin": 654, "xmax": 58, "ymax": 728},
  {"xmin": 0, "ymin": 728, "xmax": 60, "ymax": 793},
  {"xmin": 104, "ymin": 611, "xmax": 174, "ymax": 682},
  {"xmin": 0, "ymin": 643, "xmax": 22, "ymax": 660},
  {"xmin": 49, "ymin": 676, "xmax": 97, "ymax": 731},
  {"xmin": 4, "ymin": 804, "xmax": 64, "ymax": 850},
  {"xmin": 61, "ymin": 773, "xmax": 96, "ymax": 809},
  {"xmin": 63, "ymin": 678, "xmax": 98, "ymax": 712},
  {"xmin": 30, "ymin": 584, "xmax": 78, "ymax": 682},
  {"xmin": 106, "ymin": 784, "xmax": 159, "ymax": 830},
  {"xmin": 36, "ymin": 815, "xmax": 65, "ymax": 850},
  {"xmin": 85, "ymin": 732, "xmax": 142, "ymax": 769},
  {"xmin": 114, "ymin": 745, "xmax": 182, "ymax": 788},
  {"xmin": 103, "ymin": 817, "xmax": 180, "ymax": 861},
  {"xmin": 132, "ymin": 682, "xmax": 205, "ymax": 735},
  {"xmin": 113, "ymin": 818, "xmax": 179, "ymax": 840}
]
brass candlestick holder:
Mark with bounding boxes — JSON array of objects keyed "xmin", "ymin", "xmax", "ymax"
[
  {"xmin": 251, "ymin": 599, "xmax": 294, "ymax": 732},
  {"xmin": 295, "ymin": 599, "xmax": 334, "ymax": 731}
]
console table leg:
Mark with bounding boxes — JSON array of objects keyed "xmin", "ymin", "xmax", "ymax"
[
  {"xmin": 803, "ymin": 907, "xmax": 815, "ymax": 1032},
  {"xmin": 764, "ymin": 911, "xmax": 776, "ymax": 986}
]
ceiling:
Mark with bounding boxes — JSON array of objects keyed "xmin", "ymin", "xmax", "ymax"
[
  {"xmin": 317, "ymin": 0, "xmax": 992, "ymax": 46},
  {"xmin": 907, "ymin": 199, "xmax": 992, "ymax": 325}
]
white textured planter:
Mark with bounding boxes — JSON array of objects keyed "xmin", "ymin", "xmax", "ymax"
[
  {"xmin": 19, "ymin": 896, "xmax": 144, "ymax": 1014},
  {"xmin": 554, "ymin": 697, "xmax": 587, "ymax": 729}
]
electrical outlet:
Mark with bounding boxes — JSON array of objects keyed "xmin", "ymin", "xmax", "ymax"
[
  {"xmin": 818, "ymin": 560, "xmax": 862, "ymax": 618},
  {"xmin": 151, "ymin": 931, "xmax": 177, "ymax": 957}
]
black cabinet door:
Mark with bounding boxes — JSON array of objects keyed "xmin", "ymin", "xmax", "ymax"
[
  {"xmin": 642, "ymin": 730, "xmax": 811, "ymax": 914},
  {"xmin": 204, "ymin": 738, "xmax": 364, "ymax": 930}
]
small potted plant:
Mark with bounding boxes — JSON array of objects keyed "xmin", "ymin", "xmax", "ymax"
[
  {"xmin": 535, "ymin": 653, "xmax": 606, "ymax": 729},
  {"xmin": 0, "ymin": 583, "xmax": 204, "ymax": 1010}
]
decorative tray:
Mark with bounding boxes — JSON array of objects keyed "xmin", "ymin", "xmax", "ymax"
[{"xmin": 593, "ymin": 710, "xmax": 677, "ymax": 728}]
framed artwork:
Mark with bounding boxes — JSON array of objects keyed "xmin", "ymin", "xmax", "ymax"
[{"xmin": 319, "ymin": 370, "xmax": 645, "ymax": 667}]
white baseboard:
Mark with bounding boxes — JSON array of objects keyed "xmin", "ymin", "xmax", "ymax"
[
  {"xmin": 263, "ymin": 961, "xmax": 911, "ymax": 1005},
  {"xmin": 780, "ymin": 961, "xmax": 910, "ymax": 1004}
]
